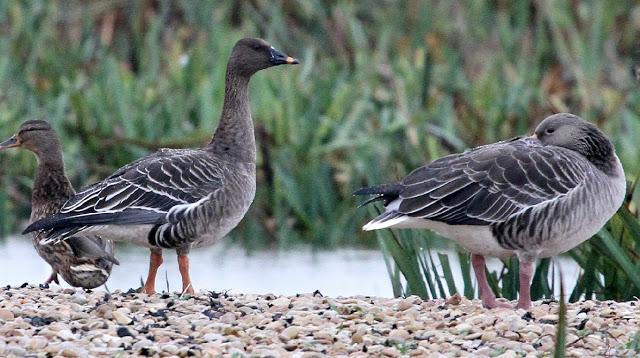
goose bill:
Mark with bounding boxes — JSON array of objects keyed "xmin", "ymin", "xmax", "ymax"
[{"xmin": 269, "ymin": 47, "xmax": 299, "ymax": 65}]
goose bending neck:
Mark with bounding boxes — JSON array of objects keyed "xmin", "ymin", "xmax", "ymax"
[{"xmin": 209, "ymin": 65, "xmax": 255, "ymax": 163}]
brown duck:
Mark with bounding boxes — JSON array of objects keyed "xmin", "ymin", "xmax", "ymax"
[{"xmin": 0, "ymin": 120, "xmax": 118, "ymax": 289}]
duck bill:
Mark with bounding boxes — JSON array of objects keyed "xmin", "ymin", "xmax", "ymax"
[
  {"xmin": 0, "ymin": 136, "xmax": 19, "ymax": 150},
  {"xmin": 269, "ymin": 47, "xmax": 299, "ymax": 66}
]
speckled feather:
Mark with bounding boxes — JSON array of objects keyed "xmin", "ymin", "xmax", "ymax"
[{"xmin": 3, "ymin": 120, "xmax": 118, "ymax": 289}]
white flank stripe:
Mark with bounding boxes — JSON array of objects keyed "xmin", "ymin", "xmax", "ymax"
[{"xmin": 362, "ymin": 215, "xmax": 410, "ymax": 231}]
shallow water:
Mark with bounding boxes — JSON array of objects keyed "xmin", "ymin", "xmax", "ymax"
[
  {"xmin": 0, "ymin": 236, "xmax": 581, "ymax": 297},
  {"xmin": 0, "ymin": 236, "xmax": 393, "ymax": 296}
]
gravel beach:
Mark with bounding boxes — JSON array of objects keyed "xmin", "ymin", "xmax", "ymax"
[{"xmin": 0, "ymin": 285, "xmax": 638, "ymax": 357}]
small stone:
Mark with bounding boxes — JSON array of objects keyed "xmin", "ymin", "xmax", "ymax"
[
  {"xmin": 30, "ymin": 337, "xmax": 48, "ymax": 350},
  {"xmin": 445, "ymin": 293, "xmax": 462, "ymax": 305},
  {"xmin": 352, "ymin": 326, "xmax": 367, "ymax": 344},
  {"xmin": 463, "ymin": 332, "xmax": 482, "ymax": 340},
  {"xmin": 284, "ymin": 343, "xmax": 298, "ymax": 351},
  {"xmin": 397, "ymin": 298, "xmax": 414, "ymax": 311},
  {"xmin": 202, "ymin": 333, "xmax": 223, "ymax": 341},
  {"xmin": 132, "ymin": 339, "xmax": 153, "ymax": 350},
  {"xmin": 223, "ymin": 326, "xmax": 241, "ymax": 336},
  {"xmin": 538, "ymin": 314, "xmax": 559, "ymax": 323},
  {"xmin": 162, "ymin": 344, "xmax": 178, "ymax": 354},
  {"xmin": 279, "ymin": 326, "xmax": 300, "ymax": 341},
  {"xmin": 70, "ymin": 292, "xmax": 88, "ymax": 305},
  {"xmin": 503, "ymin": 331, "xmax": 520, "ymax": 340},
  {"xmin": 523, "ymin": 324, "xmax": 543, "ymax": 335},
  {"xmin": 219, "ymin": 312, "xmax": 236, "ymax": 324},
  {"xmin": 0, "ymin": 309, "xmax": 14, "ymax": 321},
  {"xmin": 111, "ymin": 310, "xmax": 132, "ymax": 325},
  {"xmin": 495, "ymin": 351, "xmax": 518, "ymax": 358},
  {"xmin": 389, "ymin": 329, "xmax": 410, "ymax": 341},
  {"xmin": 455, "ymin": 323, "xmax": 473, "ymax": 334},
  {"xmin": 56, "ymin": 329, "xmax": 77, "ymax": 341},
  {"xmin": 382, "ymin": 347, "xmax": 400, "ymax": 357},
  {"xmin": 117, "ymin": 327, "xmax": 133, "ymax": 337},
  {"xmin": 60, "ymin": 347, "xmax": 86, "ymax": 357},
  {"xmin": 608, "ymin": 329, "xmax": 625, "ymax": 339},
  {"xmin": 481, "ymin": 331, "xmax": 497, "ymax": 341},
  {"xmin": 6, "ymin": 345, "xmax": 26, "ymax": 356},
  {"xmin": 271, "ymin": 297, "xmax": 291, "ymax": 308}
]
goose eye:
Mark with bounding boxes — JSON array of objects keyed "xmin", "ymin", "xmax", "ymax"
[{"xmin": 545, "ymin": 128, "xmax": 555, "ymax": 135}]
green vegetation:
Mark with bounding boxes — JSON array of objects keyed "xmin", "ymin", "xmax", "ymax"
[{"xmin": 0, "ymin": 1, "xmax": 639, "ymax": 300}]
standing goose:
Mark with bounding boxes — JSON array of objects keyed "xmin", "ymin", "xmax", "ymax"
[
  {"xmin": 24, "ymin": 38, "xmax": 298, "ymax": 294},
  {"xmin": 355, "ymin": 113, "xmax": 625, "ymax": 309},
  {"xmin": 0, "ymin": 120, "xmax": 118, "ymax": 289}
]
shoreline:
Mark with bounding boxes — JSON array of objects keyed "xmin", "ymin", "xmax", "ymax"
[{"xmin": 0, "ymin": 286, "xmax": 638, "ymax": 357}]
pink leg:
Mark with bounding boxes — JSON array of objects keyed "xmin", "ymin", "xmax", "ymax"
[
  {"xmin": 471, "ymin": 254, "xmax": 511, "ymax": 309},
  {"xmin": 516, "ymin": 260, "xmax": 534, "ymax": 309}
]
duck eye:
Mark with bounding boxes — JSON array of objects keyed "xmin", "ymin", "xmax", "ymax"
[{"xmin": 545, "ymin": 128, "xmax": 555, "ymax": 134}]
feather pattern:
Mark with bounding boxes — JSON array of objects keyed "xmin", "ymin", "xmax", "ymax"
[
  {"xmin": 394, "ymin": 137, "xmax": 589, "ymax": 225},
  {"xmin": 1, "ymin": 119, "xmax": 118, "ymax": 289},
  {"xmin": 28, "ymin": 148, "xmax": 256, "ymax": 250},
  {"xmin": 19, "ymin": 38, "xmax": 299, "ymax": 295},
  {"xmin": 355, "ymin": 113, "xmax": 626, "ymax": 309},
  {"xmin": 357, "ymin": 132, "xmax": 625, "ymax": 259}
]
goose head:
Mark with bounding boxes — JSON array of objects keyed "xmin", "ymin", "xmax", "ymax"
[
  {"xmin": 533, "ymin": 113, "xmax": 617, "ymax": 173},
  {"xmin": 228, "ymin": 38, "xmax": 299, "ymax": 76}
]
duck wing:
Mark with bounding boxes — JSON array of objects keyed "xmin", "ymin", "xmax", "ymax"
[{"xmin": 66, "ymin": 236, "xmax": 120, "ymax": 265}]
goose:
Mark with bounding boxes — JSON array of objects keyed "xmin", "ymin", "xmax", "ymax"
[
  {"xmin": 0, "ymin": 120, "xmax": 118, "ymax": 289},
  {"xmin": 355, "ymin": 113, "xmax": 625, "ymax": 309},
  {"xmin": 23, "ymin": 38, "xmax": 298, "ymax": 294}
]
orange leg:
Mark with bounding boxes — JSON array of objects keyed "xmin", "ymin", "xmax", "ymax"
[
  {"xmin": 177, "ymin": 253, "xmax": 195, "ymax": 294},
  {"xmin": 142, "ymin": 249, "xmax": 163, "ymax": 294}
]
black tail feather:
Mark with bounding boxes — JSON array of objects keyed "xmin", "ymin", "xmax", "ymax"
[
  {"xmin": 23, "ymin": 209, "xmax": 165, "ymax": 235},
  {"xmin": 353, "ymin": 182, "xmax": 403, "ymax": 207}
]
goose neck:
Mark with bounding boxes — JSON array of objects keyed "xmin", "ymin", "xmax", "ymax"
[{"xmin": 209, "ymin": 68, "xmax": 255, "ymax": 162}]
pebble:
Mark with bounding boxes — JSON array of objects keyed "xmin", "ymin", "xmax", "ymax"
[
  {"xmin": 0, "ymin": 309, "xmax": 14, "ymax": 321},
  {"xmin": 56, "ymin": 330, "xmax": 77, "ymax": 341},
  {"xmin": 279, "ymin": 326, "xmax": 300, "ymax": 341},
  {"xmin": 111, "ymin": 309, "xmax": 132, "ymax": 325},
  {"xmin": 0, "ymin": 287, "xmax": 637, "ymax": 356}
]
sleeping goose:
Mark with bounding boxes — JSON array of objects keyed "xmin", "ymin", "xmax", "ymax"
[
  {"xmin": 23, "ymin": 38, "xmax": 298, "ymax": 294},
  {"xmin": 0, "ymin": 120, "xmax": 118, "ymax": 289},
  {"xmin": 355, "ymin": 113, "xmax": 625, "ymax": 309}
]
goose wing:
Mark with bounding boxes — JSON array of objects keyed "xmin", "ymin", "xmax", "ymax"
[
  {"xmin": 364, "ymin": 138, "xmax": 591, "ymax": 227},
  {"xmin": 24, "ymin": 148, "xmax": 224, "ymax": 234}
]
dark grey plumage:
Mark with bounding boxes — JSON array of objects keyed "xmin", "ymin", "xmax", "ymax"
[
  {"xmin": 24, "ymin": 38, "xmax": 299, "ymax": 294},
  {"xmin": 0, "ymin": 120, "xmax": 118, "ymax": 289},
  {"xmin": 356, "ymin": 113, "xmax": 625, "ymax": 309}
]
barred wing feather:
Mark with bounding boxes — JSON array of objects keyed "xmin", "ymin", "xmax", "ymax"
[
  {"xmin": 374, "ymin": 138, "xmax": 591, "ymax": 226},
  {"xmin": 24, "ymin": 149, "xmax": 224, "ymax": 238}
]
